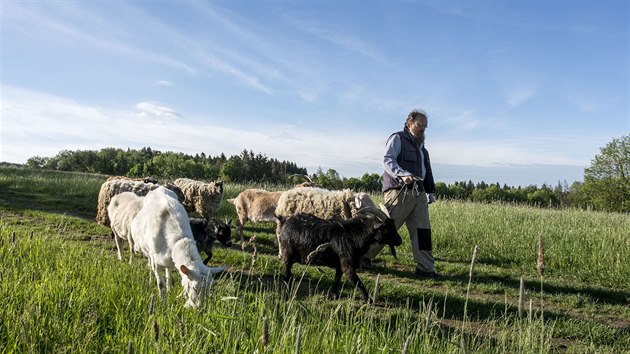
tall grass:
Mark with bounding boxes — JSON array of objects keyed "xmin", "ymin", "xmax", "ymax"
[{"xmin": 1, "ymin": 166, "xmax": 628, "ymax": 352}]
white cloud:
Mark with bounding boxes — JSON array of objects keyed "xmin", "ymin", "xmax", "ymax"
[
  {"xmin": 136, "ymin": 102, "xmax": 182, "ymax": 118},
  {"xmin": 0, "ymin": 87, "xmax": 597, "ymax": 181},
  {"xmin": 0, "ymin": 87, "xmax": 384, "ymax": 176},
  {"xmin": 156, "ymin": 80, "xmax": 173, "ymax": 87},
  {"xmin": 505, "ymin": 84, "xmax": 538, "ymax": 107}
]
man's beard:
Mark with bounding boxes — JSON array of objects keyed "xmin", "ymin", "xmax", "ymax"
[{"xmin": 412, "ymin": 131, "xmax": 425, "ymax": 145}]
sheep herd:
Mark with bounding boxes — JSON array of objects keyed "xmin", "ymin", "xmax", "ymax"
[{"xmin": 98, "ymin": 175, "xmax": 401, "ymax": 307}]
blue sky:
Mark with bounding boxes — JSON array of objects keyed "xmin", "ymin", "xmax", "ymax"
[{"xmin": 1, "ymin": 1, "xmax": 628, "ymax": 187}]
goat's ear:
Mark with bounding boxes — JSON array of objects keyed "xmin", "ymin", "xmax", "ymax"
[
  {"xmin": 180, "ymin": 265, "xmax": 192, "ymax": 278},
  {"xmin": 372, "ymin": 222, "xmax": 383, "ymax": 229},
  {"xmin": 227, "ymin": 219, "xmax": 232, "ymax": 227}
]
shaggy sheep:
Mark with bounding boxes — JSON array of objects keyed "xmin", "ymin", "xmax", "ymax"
[
  {"xmin": 96, "ymin": 177, "xmax": 183, "ymax": 227},
  {"xmin": 274, "ymin": 187, "xmax": 377, "ymax": 221},
  {"xmin": 107, "ymin": 191, "xmax": 144, "ymax": 263},
  {"xmin": 173, "ymin": 178, "xmax": 224, "ymax": 220},
  {"xmin": 131, "ymin": 186, "xmax": 225, "ymax": 308},
  {"xmin": 106, "ymin": 175, "xmax": 159, "ymax": 184},
  {"xmin": 276, "ymin": 206, "xmax": 402, "ymax": 303},
  {"xmin": 189, "ymin": 218, "xmax": 233, "ymax": 264}
]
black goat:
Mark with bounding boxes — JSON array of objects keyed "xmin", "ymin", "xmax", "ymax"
[
  {"xmin": 189, "ymin": 218, "xmax": 233, "ymax": 264},
  {"xmin": 276, "ymin": 206, "xmax": 402, "ymax": 303}
]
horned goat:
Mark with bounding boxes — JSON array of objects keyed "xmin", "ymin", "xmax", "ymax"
[{"xmin": 276, "ymin": 206, "xmax": 402, "ymax": 303}]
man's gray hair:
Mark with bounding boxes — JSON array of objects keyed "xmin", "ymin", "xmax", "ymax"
[{"xmin": 406, "ymin": 109, "xmax": 428, "ymax": 126}]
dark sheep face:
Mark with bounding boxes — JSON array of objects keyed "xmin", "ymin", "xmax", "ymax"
[
  {"xmin": 214, "ymin": 220, "xmax": 232, "ymax": 247},
  {"xmin": 374, "ymin": 218, "xmax": 402, "ymax": 247}
]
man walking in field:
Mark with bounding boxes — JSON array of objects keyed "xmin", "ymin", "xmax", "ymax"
[{"xmin": 363, "ymin": 109, "xmax": 438, "ymax": 278}]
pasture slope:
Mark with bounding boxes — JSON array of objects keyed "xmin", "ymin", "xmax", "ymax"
[{"xmin": 0, "ymin": 167, "xmax": 628, "ymax": 353}]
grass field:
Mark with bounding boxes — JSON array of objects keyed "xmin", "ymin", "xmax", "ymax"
[{"xmin": 1, "ymin": 166, "xmax": 628, "ymax": 353}]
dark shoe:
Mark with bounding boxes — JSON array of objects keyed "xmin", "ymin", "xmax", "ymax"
[
  {"xmin": 415, "ymin": 268, "xmax": 438, "ymax": 279},
  {"xmin": 361, "ymin": 258, "xmax": 374, "ymax": 269}
]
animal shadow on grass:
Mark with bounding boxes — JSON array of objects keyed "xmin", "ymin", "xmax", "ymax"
[{"xmin": 434, "ymin": 256, "xmax": 629, "ymax": 307}]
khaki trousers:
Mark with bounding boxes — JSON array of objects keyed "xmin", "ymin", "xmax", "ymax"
[{"xmin": 365, "ymin": 187, "xmax": 434, "ymax": 273}]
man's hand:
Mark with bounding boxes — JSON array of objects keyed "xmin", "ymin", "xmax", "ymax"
[
  {"xmin": 427, "ymin": 193, "xmax": 436, "ymax": 204},
  {"xmin": 400, "ymin": 176, "xmax": 415, "ymax": 185}
]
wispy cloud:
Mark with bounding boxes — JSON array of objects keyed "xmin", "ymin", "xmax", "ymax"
[
  {"xmin": 136, "ymin": 102, "xmax": 182, "ymax": 118},
  {"xmin": 281, "ymin": 10, "xmax": 384, "ymax": 62},
  {"xmin": 156, "ymin": 80, "xmax": 173, "ymax": 87}
]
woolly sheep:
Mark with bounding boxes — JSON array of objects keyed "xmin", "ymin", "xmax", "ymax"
[
  {"xmin": 96, "ymin": 177, "xmax": 183, "ymax": 227},
  {"xmin": 96, "ymin": 178, "xmax": 159, "ymax": 227},
  {"xmin": 173, "ymin": 178, "xmax": 224, "ymax": 220},
  {"xmin": 274, "ymin": 187, "xmax": 377, "ymax": 220}
]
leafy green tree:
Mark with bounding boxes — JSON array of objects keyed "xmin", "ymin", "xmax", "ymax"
[{"xmin": 582, "ymin": 135, "xmax": 630, "ymax": 212}]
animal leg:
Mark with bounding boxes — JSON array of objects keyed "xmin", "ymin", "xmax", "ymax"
[
  {"xmin": 236, "ymin": 218, "xmax": 245, "ymax": 243},
  {"xmin": 164, "ymin": 268, "xmax": 171, "ymax": 292},
  {"xmin": 341, "ymin": 259, "xmax": 371, "ymax": 303},
  {"xmin": 282, "ymin": 259, "xmax": 294, "ymax": 283},
  {"xmin": 328, "ymin": 267, "xmax": 343, "ymax": 300},
  {"xmin": 151, "ymin": 261, "xmax": 165, "ymax": 296},
  {"xmin": 127, "ymin": 237, "xmax": 134, "ymax": 264},
  {"xmin": 112, "ymin": 231, "xmax": 123, "ymax": 261}
]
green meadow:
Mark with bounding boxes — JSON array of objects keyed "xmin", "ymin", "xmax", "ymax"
[{"xmin": 0, "ymin": 167, "xmax": 628, "ymax": 353}]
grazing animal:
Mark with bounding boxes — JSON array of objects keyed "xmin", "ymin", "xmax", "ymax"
[
  {"xmin": 173, "ymin": 178, "xmax": 224, "ymax": 220},
  {"xmin": 131, "ymin": 186, "xmax": 225, "ymax": 308},
  {"xmin": 227, "ymin": 175, "xmax": 315, "ymax": 243},
  {"xmin": 96, "ymin": 176, "xmax": 183, "ymax": 227},
  {"xmin": 273, "ymin": 187, "xmax": 379, "ymax": 256},
  {"xmin": 276, "ymin": 206, "xmax": 402, "ymax": 303},
  {"xmin": 107, "ymin": 192, "xmax": 144, "ymax": 263},
  {"xmin": 189, "ymin": 218, "xmax": 233, "ymax": 264}
]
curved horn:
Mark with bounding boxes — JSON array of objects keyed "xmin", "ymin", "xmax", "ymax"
[
  {"xmin": 290, "ymin": 174, "xmax": 313, "ymax": 184},
  {"xmin": 357, "ymin": 206, "xmax": 390, "ymax": 222}
]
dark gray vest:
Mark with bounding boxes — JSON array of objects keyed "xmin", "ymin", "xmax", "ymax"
[{"xmin": 382, "ymin": 127, "xmax": 436, "ymax": 193}]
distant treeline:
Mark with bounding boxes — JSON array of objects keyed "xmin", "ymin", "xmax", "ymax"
[{"xmin": 20, "ymin": 138, "xmax": 629, "ymax": 213}]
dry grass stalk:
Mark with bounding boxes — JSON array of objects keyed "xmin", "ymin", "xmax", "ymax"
[
  {"xmin": 402, "ymin": 334, "xmax": 412, "ymax": 354},
  {"xmin": 260, "ymin": 316, "xmax": 269, "ymax": 347},
  {"xmin": 372, "ymin": 273, "xmax": 381, "ymax": 304},
  {"xmin": 251, "ymin": 245, "xmax": 258, "ymax": 268},
  {"xmin": 469, "ymin": 245, "xmax": 479, "ymax": 279},
  {"xmin": 425, "ymin": 300, "xmax": 434, "ymax": 332},
  {"xmin": 295, "ymin": 324, "xmax": 302, "ymax": 354},
  {"xmin": 518, "ymin": 276, "xmax": 525, "ymax": 318},
  {"xmin": 153, "ymin": 319, "xmax": 159, "ymax": 342},
  {"xmin": 537, "ymin": 233, "xmax": 545, "ymax": 276},
  {"xmin": 148, "ymin": 294, "xmax": 155, "ymax": 316}
]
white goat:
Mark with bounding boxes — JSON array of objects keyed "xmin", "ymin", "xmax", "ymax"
[
  {"xmin": 131, "ymin": 186, "xmax": 225, "ymax": 308},
  {"xmin": 107, "ymin": 192, "xmax": 144, "ymax": 263}
]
